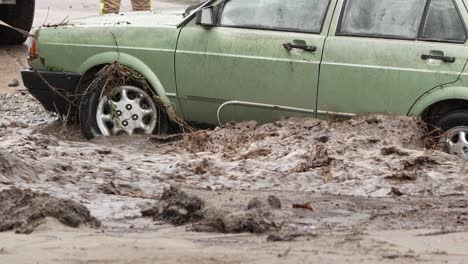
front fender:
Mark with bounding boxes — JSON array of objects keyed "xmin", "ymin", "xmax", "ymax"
[
  {"xmin": 408, "ymin": 84, "xmax": 468, "ymax": 116},
  {"xmin": 78, "ymin": 51, "xmax": 171, "ymax": 106}
]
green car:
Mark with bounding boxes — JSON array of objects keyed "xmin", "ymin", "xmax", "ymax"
[{"xmin": 21, "ymin": 0, "xmax": 468, "ymax": 159}]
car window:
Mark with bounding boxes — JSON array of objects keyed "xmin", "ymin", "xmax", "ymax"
[
  {"xmin": 219, "ymin": 0, "xmax": 330, "ymax": 33},
  {"xmin": 338, "ymin": 0, "xmax": 426, "ymax": 39},
  {"xmin": 421, "ymin": 0, "xmax": 467, "ymax": 42}
]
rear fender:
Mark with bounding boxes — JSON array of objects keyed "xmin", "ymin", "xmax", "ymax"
[
  {"xmin": 78, "ymin": 51, "xmax": 171, "ymax": 106},
  {"xmin": 408, "ymin": 84, "xmax": 468, "ymax": 116}
]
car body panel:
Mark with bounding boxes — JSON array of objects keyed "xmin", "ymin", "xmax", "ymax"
[
  {"xmin": 70, "ymin": 11, "xmax": 183, "ymax": 27},
  {"xmin": 176, "ymin": 21, "xmax": 322, "ymax": 124},
  {"xmin": 23, "ymin": 0, "xmax": 468, "ymax": 127},
  {"xmin": 30, "ymin": 11, "xmax": 185, "ymax": 113},
  {"xmin": 408, "ymin": 82, "xmax": 468, "ymax": 116},
  {"xmin": 175, "ymin": 0, "xmax": 338, "ymax": 124},
  {"xmin": 317, "ymin": 0, "xmax": 468, "ymax": 119}
]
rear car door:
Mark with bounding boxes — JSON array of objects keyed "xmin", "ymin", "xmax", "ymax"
[
  {"xmin": 317, "ymin": 0, "xmax": 468, "ymax": 118},
  {"xmin": 176, "ymin": 0, "xmax": 335, "ymax": 125}
]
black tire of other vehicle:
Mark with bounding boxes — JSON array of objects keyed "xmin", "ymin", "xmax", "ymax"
[
  {"xmin": 79, "ymin": 78, "xmax": 169, "ymax": 140},
  {"xmin": 0, "ymin": 0, "xmax": 35, "ymax": 45},
  {"xmin": 435, "ymin": 109, "xmax": 468, "ymax": 132}
]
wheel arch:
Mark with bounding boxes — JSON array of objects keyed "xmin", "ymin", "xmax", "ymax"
[
  {"xmin": 408, "ymin": 85, "xmax": 468, "ymax": 124},
  {"xmin": 77, "ymin": 52, "xmax": 171, "ymax": 106}
]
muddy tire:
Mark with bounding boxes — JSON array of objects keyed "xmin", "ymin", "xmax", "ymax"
[
  {"xmin": 435, "ymin": 110, "xmax": 468, "ymax": 131},
  {"xmin": 435, "ymin": 109, "xmax": 468, "ymax": 160},
  {"xmin": 79, "ymin": 78, "xmax": 169, "ymax": 140},
  {"xmin": 0, "ymin": 0, "xmax": 35, "ymax": 45}
]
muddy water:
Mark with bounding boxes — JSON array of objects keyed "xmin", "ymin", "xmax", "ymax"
[{"xmin": 1, "ymin": 92, "xmax": 468, "ymax": 222}]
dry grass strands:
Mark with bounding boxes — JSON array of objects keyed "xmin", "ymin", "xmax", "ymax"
[
  {"xmin": 421, "ymin": 121, "xmax": 446, "ymax": 150},
  {"xmin": 292, "ymin": 144, "xmax": 334, "ymax": 173}
]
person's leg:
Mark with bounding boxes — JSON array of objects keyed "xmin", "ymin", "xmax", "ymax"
[
  {"xmin": 100, "ymin": 0, "xmax": 121, "ymax": 14},
  {"xmin": 131, "ymin": 0, "xmax": 152, "ymax": 11}
]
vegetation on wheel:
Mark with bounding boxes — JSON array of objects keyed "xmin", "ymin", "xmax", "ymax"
[{"xmin": 79, "ymin": 62, "xmax": 192, "ymax": 139}]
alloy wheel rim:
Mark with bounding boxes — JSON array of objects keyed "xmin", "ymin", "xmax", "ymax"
[
  {"xmin": 439, "ymin": 126, "xmax": 468, "ymax": 160},
  {"xmin": 96, "ymin": 85, "xmax": 158, "ymax": 136}
]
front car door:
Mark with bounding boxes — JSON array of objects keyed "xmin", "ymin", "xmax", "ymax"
[
  {"xmin": 318, "ymin": 0, "xmax": 468, "ymax": 118},
  {"xmin": 176, "ymin": 0, "xmax": 336, "ymax": 125}
]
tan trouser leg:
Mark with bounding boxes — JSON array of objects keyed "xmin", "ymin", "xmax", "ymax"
[
  {"xmin": 101, "ymin": 0, "xmax": 121, "ymax": 14},
  {"xmin": 131, "ymin": 0, "xmax": 152, "ymax": 11}
]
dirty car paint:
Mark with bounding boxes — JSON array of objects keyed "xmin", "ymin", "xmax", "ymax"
[{"xmin": 28, "ymin": 0, "xmax": 468, "ymax": 125}]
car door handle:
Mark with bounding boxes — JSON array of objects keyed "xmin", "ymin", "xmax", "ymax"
[
  {"xmin": 283, "ymin": 42, "xmax": 316, "ymax": 52},
  {"xmin": 421, "ymin": 54, "xmax": 456, "ymax": 63}
]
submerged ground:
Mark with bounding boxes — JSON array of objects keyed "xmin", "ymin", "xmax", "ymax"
[
  {"xmin": 1, "ymin": 91, "xmax": 468, "ymax": 264},
  {"xmin": 1, "ymin": 1, "xmax": 467, "ymax": 263}
]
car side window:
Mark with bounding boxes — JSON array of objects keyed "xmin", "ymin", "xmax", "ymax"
[
  {"xmin": 338, "ymin": 0, "xmax": 426, "ymax": 39},
  {"xmin": 421, "ymin": 0, "xmax": 467, "ymax": 43},
  {"xmin": 338, "ymin": 0, "xmax": 467, "ymax": 43},
  {"xmin": 219, "ymin": 0, "xmax": 330, "ymax": 33}
]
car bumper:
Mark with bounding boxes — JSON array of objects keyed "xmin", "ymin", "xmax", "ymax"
[{"xmin": 21, "ymin": 69, "xmax": 82, "ymax": 115}]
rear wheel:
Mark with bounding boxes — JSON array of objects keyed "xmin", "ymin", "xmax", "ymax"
[
  {"xmin": 0, "ymin": 0, "xmax": 35, "ymax": 45},
  {"xmin": 435, "ymin": 109, "xmax": 468, "ymax": 160},
  {"xmin": 79, "ymin": 79, "xmax": 169, "ymax": 140}
]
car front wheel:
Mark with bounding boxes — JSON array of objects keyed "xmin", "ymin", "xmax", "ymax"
[
  {"xmin": 436, "ymin": 109, "xmax": 468, "ymax": 160},
  {"xmin": 79, "ymin": 79, "xmax": 168, "ymax": 140}
]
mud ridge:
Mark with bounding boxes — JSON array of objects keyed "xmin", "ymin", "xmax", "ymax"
[
  {"xmin": 0, "ymin": 187, "xmax": 101, "ymax": 234},
  {"xmin": 143, "ymin": 186, "xmax": 285, "ymax": 234},
  {"xmin": 141, "ymin": 186, "xmax": 205, "ymax": 225}
]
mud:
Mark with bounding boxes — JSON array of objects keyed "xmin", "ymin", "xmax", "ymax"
[
  {"xmin": 192, "ymin": 206, "xmax": 277, "ymax": 234},
  {"xmin": 1, "ymin": 96, "xmax": 468, "ymax": 217},
  {"xmin": 1, "ymin": 89, "xmax": 468, "ymax": 262},
  {"xmin": 0, "ymin": 187, "xmax": 100, "ymax": 234},
  {"xmin": 142, "ymin": 186, "xmax": 205, "ymax": 225},
  {"xmin": 192, "ymin": 196, "xmax": 285, "ymax": 234},
  {"xmin": 142, "ymin": 186, "xmax": 286, "ymax": 234}
]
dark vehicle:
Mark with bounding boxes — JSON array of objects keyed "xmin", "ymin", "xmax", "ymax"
[{"xmin": 0, "ymin": 0, "xmax": 35, "ymax": 44}]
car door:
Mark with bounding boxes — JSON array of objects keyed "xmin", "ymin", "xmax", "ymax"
[
  {"xmin": 317, "ymin": 0, "xmax": 468, "ymax": 118},
  {"xmin": 175, "ymin": 0, "xmax": 336, "ymax": 125}
]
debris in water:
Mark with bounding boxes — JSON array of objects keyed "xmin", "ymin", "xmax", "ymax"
[
  {"xmin": 391, "ymin": 187, "xmax": 405, "ymax": 196},
  {"xmin": 268, "ymin": 195, "xmax": 282, "ymax": 209},
  {"xmin": 267, "ymin": 231, "xmax": 318, "ymax": 242},
  {"xmin": 99, "ymin": 181, "xmax": 152, "ymax": 199},
  {"xmin": 150, "ymin": 134, "xmax": 184, "ymax": 144},
  {"xmin": 292, "ymin": 144, "xmax": 333, "ymax": 173},
  {"xmin": 248, "ymin": 196, "xmax": 282, "ymax": 209},
  {"xmin": 141, "ymin": 186, "xmax": 205, "ymax": 226},
  {"xmin": 192, "ymin": 206, "xmax": 276, "ymax": 234},
  {"xmin": 401, "ymin": 156, "xmax": 439, "ymax": 170},
  {"xmin": 386, "ymin": 171, "xmax": 417, "ymax": 181},
  {"xmin": 241, "ymin": 148, "xmax": 271, "ymax": 159},
  {"xmin": 192, "ymin": 196, "xmax": 283, "ymax": 234},
  {"xmin": 183, "ymin": 131, "xmax": 211, "ymax": 153},
  {"xmin": 144, "ymin": 188, "xmax": 283, "ymax": 234},
  {"xmin": 292, "ymin": 202, "xmax": 317, "ymax": 212},
  {"xmin": 380, "ymin": 146, "xmax": 410, "ymax": 156}
]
